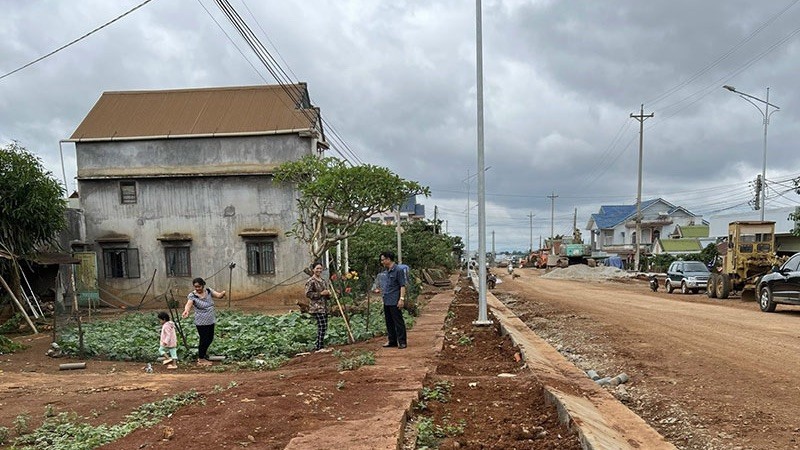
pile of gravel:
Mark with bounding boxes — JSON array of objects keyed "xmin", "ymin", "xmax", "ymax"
[{"xmin": 540, "ymin": 264, "xmax": 631, "ymax": 281}]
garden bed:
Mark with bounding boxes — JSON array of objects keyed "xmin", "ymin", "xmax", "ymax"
[{"xmin": 403, "ymin": 280, "xmax": 581, "ymax": 449}]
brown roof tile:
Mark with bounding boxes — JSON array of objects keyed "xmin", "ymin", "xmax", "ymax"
[{"xmin": 70, "ymin": 84, "xmax": 319, "ymax": 141}]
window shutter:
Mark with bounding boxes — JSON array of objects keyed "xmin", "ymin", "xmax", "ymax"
[{"xmin": 127, "ymin": 248, "xmax": 141, "ymax": 278}]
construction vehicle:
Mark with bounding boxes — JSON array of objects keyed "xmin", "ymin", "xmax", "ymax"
[
  {"xmin": 554, "ymin": 225, "xmax": 593, "ymax": 267},
  {"xmin": 707, "ymin": 221, "xmax": 780, "ymax": 300}
]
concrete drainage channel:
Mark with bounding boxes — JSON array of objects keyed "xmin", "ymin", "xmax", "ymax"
[{"xmin": 469, "ymin": 275, "xmax": 676, "ymax": 449}]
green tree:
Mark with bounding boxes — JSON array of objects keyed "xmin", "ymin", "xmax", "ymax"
[
  {"xmin": 0, "ymin": 142, "xmax": 66, "ymax": 299},
  {"xmin": 347, "ymin": 221, "xmax": 459, "ymax": 279},
  {"xmin": 273, "ymin": 156, "xmax": 429, "ymax": 263}
]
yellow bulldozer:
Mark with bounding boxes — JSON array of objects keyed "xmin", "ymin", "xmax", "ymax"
[{"xmin": 708, "ymin": 221, "xmax": 780, "ymax": 300}]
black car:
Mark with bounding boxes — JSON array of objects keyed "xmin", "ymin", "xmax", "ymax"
[{"xmin": 757, "ymin": 252, "xmax": 800, "ymax": 312}]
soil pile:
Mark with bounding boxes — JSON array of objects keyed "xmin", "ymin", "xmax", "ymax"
[{"xmin": 541, "ymin": 264, "xmax": 630, "ymax": 281}]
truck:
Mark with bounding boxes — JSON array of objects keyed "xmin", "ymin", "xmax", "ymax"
[{"xmin": 707, "ymin": 221, "xmax": 780, "ymax": 300}]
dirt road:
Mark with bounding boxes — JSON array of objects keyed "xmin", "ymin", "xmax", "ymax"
[{"xmin": 495, "ymin": 268, "xmax": 800, "ymax": 450}]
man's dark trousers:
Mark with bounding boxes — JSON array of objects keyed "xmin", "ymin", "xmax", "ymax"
[{"xmin": 383, "ymin": 304, "xmax": 407, "ymax": 346}]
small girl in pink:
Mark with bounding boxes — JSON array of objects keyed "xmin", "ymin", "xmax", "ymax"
[{"xmin": 158, "ymin": 312, "xmax": 178, "ymax": 370}]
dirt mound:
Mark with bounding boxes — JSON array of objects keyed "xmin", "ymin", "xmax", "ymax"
[{"xmin": 540, "ymin": 264, "xmax": 630, "ymax": 281}]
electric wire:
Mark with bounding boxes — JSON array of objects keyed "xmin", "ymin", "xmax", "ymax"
[
  {"xmin": 0, "ymin": 0, "xmax": 155, "ymax": 82},
  {"xmin": 213, "ymin": 0, "xmax": 364, "ymax": 166},
  {"xmin": 645, "ymin": 0, "xmax": 799, "ymax": 107}
]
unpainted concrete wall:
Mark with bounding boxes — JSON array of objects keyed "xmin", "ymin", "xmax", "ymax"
[{"xmin": 76, "ymin": 134, "xmax": 314, "ymax": 306}]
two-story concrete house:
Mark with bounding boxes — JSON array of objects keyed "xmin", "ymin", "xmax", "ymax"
[
  {"xmin": 587, "ymin": 198, "xmax": 707, "ymax": 258},
  {"xmin": 68, "ymin": 84, "xmax": 325, "ymax": 306}
]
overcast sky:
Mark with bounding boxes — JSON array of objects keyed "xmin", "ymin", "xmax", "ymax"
[{"xmin": 3, "ymin": 0, "xmax": 800, "ymax": 252}]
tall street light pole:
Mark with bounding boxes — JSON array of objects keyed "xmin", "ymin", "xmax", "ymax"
[
  {"xmin": 723, "ymin": 85, "xmax": 780, "ymax": 221},
  {"xmin": 474, "ymin": 0, "xmax": 491, "ymax": 325},
  {"xmin": 462, "ymin": 165, "xmax": 491, "ymax": 267}
]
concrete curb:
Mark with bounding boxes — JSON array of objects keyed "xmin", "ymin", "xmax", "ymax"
[{"xmin": 485, "ymin": 290, "xmax": 676, "ymax": 450}]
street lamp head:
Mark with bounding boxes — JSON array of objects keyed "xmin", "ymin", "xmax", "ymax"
[{"xmin": 723, "ymin": 85, "xmax": 736, "ymax": 92}]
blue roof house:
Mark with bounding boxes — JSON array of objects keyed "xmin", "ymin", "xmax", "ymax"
[{"xmin": 586, "ymin": 198, "xmax": 707, "ymax": 257}]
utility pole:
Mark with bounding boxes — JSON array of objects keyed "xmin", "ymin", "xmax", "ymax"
[
  {"xmin": 434, "ymin": 205, "xmax": 439, "ymax": 234},
  {"xmin": 631, "ymin": 104, "xmax": 654, "ymax": 273},
  {"xmin": 465, "ymin": 169, "xmax": 470, "ymax": 263},
  {"xmin": 491, "ymin": 230, "xmax": 495, "ymax": 262},
  {"xmin": 548, "ymin": 192, "xmax": 558, "ymax": 254},
  {"xmin": 395, "ymin": 210, "xmax": 403, "ymax": 264},
  {"xmin": 527, "ymin": 211, "xmax": 535, "ymax": 253}
]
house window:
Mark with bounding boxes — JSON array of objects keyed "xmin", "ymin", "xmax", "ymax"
[
  {"xmin": 120, "ymin": 181, "xmax": 137, "ymax": 204},
  {"xmin": 102, "ymin": 247, "xmax": 140, "ymax": 279},
  {"xmin": 246, "ymin": 241, "xmax": 275, "ymax": 275},
  {"xmin": 164, "ymin": 246, "xmax": 191, "ymax": 277}
]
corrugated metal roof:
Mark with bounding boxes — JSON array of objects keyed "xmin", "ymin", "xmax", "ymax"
[
  {"xmin": 591, "ymin": 199, "xmax": 661, "ymax": 229},
  {"xmin": 677, "ymin": 225, "xmax": 709, "ymax": 238},
  {"xmin": 660, "ymin": 238, "xmax": 702, "ymax": 252},
  {"xmin": 70, "ymin": 84, "xmax": 319, "ymax": 141}
]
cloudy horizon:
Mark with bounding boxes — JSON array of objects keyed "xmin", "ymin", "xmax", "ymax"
[{"xmin": 3, "ymin": 0, "xmax": 800, "ymax": 253}]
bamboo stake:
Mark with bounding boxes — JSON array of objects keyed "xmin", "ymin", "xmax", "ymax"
[
  {"xmin": 0, "ymin": 274, "xmax": 38, "ymax": 333},
  {"xmin": 329, "ymin": 285, "xmax": 354, "ymax": 343}
]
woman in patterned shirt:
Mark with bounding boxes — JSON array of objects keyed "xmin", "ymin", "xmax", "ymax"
[
  {"xmin": 304, "ymin": 263, "xmax": 331, "ymax": 352},
  {"xmin": 182, "ymin": 277, "xmax": 226, "ymax": 366}
]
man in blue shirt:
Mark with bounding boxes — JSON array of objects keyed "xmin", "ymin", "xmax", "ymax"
[{"xmin": 379, "ymin": 251, "xmax": 407, "ymax": 349}]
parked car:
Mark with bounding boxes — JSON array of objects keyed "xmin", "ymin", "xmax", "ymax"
[
  {"xmin": 756, "ymin": 252, "xmax": 800, "ymax": 312},
  {"xmin": 665, "ymin": 261, "xmax": 710, "ymax": 294}
]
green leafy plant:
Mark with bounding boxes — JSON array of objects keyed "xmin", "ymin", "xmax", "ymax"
[
  {"xmin": 57, "ymin": 310, "xmax": 400, "ymax": 363},
  {"xmin": 336, "ymin": 350, "xmax": 376, "ymax": 371},
  {"xmin": 13, "ymin": 390, "xmax": 199, "ymax": 449},
  {"xmin": 43, "ymin": 404, "xmax": 56, "ymax": 418},
  {"xmin": 415, "ymin": 415, "xmax": 466, "ymax": 449},
  {"xmin": 456, "ymin": 334, "xmax": 473, "ymax": 346},
  {"xmin": 415, "ymin": 417, "xmax": 441, "ymax": 448},
  {"xmin": 336, "ymin": 380, "xmax": 346, "ymax": 390},
  {"xmin": 0, "ymin": 335, "xmax": 24, "ymax": 354},
  {"xmin": 421, "ymin": 381, "xmax": 452, "ymax": 403},
  {"xmin": 0, "ymin": 426, "xmax": 8, "ymax": 445},
  {"xmin": 0, "ymin": 313, "xmax": 23, "ymax": 333},
  {"xmin": 13, "ymin": 413, "xmax": 30, "ymax": 435}
]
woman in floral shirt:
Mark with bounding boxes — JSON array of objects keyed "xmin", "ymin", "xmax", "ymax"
[
  {"xmin": 304, "ymin": 263, "xmax": 331, "ymax": 352},
  {"xmin": 182, "ymin": 277, "xmax": 225, "ymax": 366}
]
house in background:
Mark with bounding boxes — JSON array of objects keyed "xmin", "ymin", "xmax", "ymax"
[
  {"xmin": 651, "ymin": 224, "xmax": 713, "ymax": 256},
  {"xmin": 708, "ymin": 206, "xmax": 800, "ymax": 256},
  {"xmin": 368, "ymin": 194, "xmax": 426, "ymax": 225},
  {"xmin": 68, "ymin": 84, "xmax": 326, "ymax": 306},
  {"xmin": 587, "ymin": 198, "xmax": 707, "ymax": 259}
]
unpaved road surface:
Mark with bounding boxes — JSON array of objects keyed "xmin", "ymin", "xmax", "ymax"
[{"xmin": 496, "ymin": 268, "xmax": 800, "ymax": 450}]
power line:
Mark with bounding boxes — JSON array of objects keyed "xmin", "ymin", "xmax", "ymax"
[
  {"xmin": 645, "ymin": 0, "xmax": 800, "ymax": 107},
  {"xmin": 0, "ymin": 0, "xmax": 155, "ymax": 82},
  {"xmin": 211, "ymin": 0, "xmax": 364, "ymax": 166}
]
